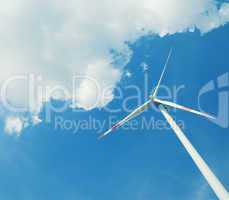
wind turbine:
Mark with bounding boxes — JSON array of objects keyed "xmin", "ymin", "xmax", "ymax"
[{"xmin": 98, "ymin": 50, "xmax": 229, "ymax": 200}]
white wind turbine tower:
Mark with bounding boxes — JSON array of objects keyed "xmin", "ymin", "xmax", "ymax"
[{"xmin": 99, "ymin": 49, "xmax": 229, "ymax": 200}]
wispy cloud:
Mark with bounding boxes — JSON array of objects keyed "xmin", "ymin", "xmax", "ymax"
[{"xmin": 5, "ymin": 117, "xmax": 24, "ymax": 136}]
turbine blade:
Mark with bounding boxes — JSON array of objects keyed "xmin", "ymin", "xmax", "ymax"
[
  {"xmin": 154, "ymin": 98, "xmax": 215, "ymax": 120},
  {"xmin": 98, "ymin": 100, "xmax": 152, "ymax": 139},
  {"xmin": 152, "ymin": 48, "xmax": 172, "ymax": 97},
  {"xmin": 98, "ymin": 129, "xmax": 112, "ymax": 140}
]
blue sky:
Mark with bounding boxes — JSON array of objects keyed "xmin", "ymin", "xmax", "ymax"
[
  {"xmin": 0, "ymin": 22, "xmax": 228, "ymax": 200},
  {"xmin": 0, "ymin": 1, "xmax": 229, "ymax": 200}
]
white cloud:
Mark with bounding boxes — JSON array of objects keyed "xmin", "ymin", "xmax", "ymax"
[
  {"xmin": 5, "ymin": 117, "xmax": 24, "ymax": 136},
  {"xmin": 74, "ymin": 59, "xmax": 122, "ymax": 110},
  {"xmin": 4, "ymin": 115, "xmax": 42, "ymax": 135},
  {"xmin": 0, "ymin": 0, "xmax": 228, "ymax": 134},
  {"xmin": 125, "ymin": 71, "xmax": 132, "ymax": 78},
  {"xmin": 195, "ymin": 2, "xmax": 229, "ymax": 33},
  {"xmin": 31, "ymin": 115, "xmax": 42, "ymax": 125}
]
